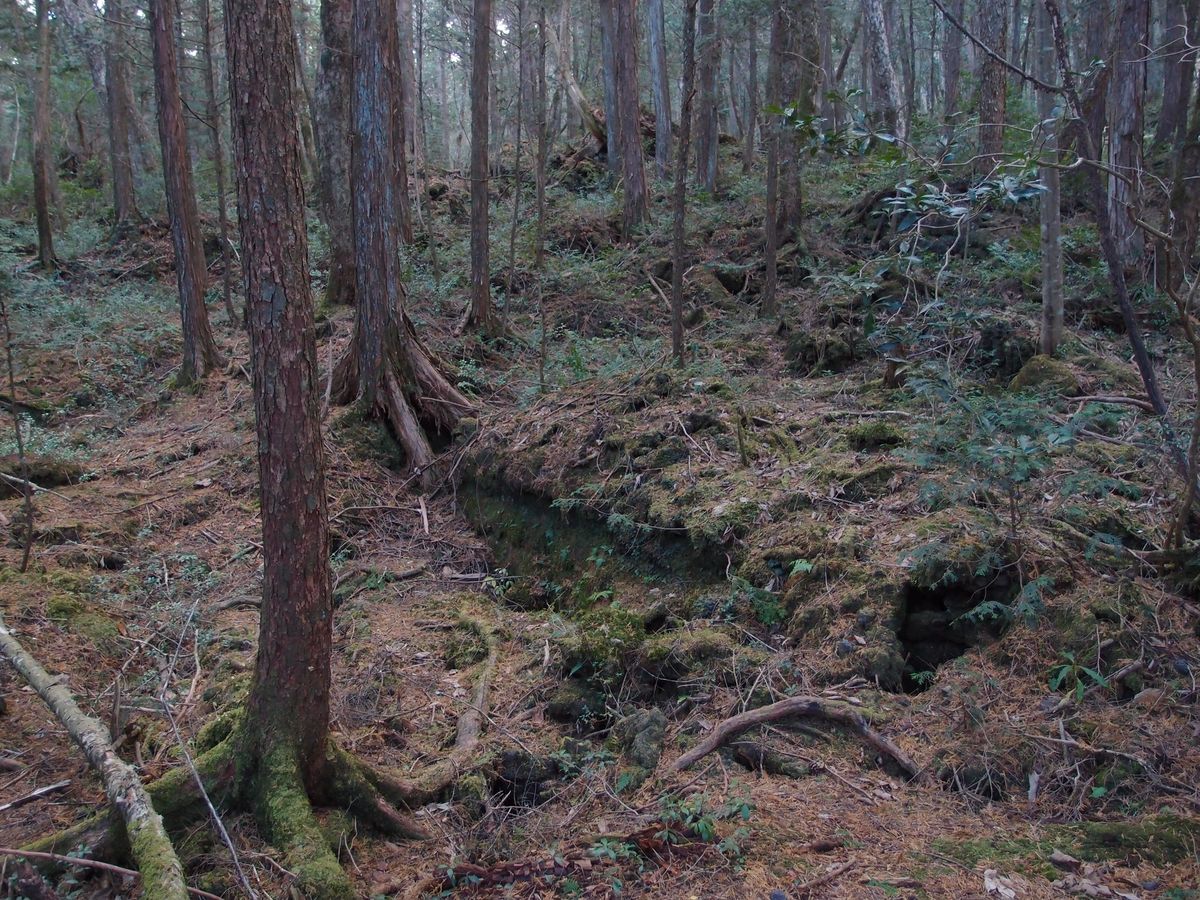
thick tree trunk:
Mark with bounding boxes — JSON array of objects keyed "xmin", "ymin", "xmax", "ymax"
[
  {"xmin": 150, "ymin": 0, "xmax": 222, "ymax": 385},
  {"xmin": 695, "ymin": 0, "xmax": 719, "ymax": 191},
  {"xmin": 314, "ymin": 0, "xmax": 356, "ymax": 305},
  {"xmin": 976, "ymin": 0, "xmax": 1008, "ymax": 171},
  {"xmin": 1036, "ymin": 0, "xmax": 1062, "ymax": 355},
  {"xmin": 609, "ymin": 0, "xmax": 649, "ymax": 235},
  {"xmin": 1155, "ymin": 0, "xmax": 1197, "ymax": 148},
  {"xmin": 1167, "ymin": 33, "xmax": 1200, "ymax": 287},
  {"xmin": 1108, "ymin": 0, "xmax": 1148, "ymax": 266},
  {"xmin": 227, "ymin": 0, "xmax": 332, "ymax": 794},
  {"xmin": 862, "ymin": 0, "xmax": 905, "ymax": 141},
  {"xmin": 782, "ymin": 0, "xmax": 821, "ymax": 234},
  {"xmin": 468, "ymin": 0, "xmax": 495, "ymax": 332},
  {"xmin": 105, "ymin": 0, "xmax": 143, "ymax": 238},
  {"xmin": 598, "ymin": 0, "xmax": 621, "ymax": 172},
  {"xmin": 648, "ymin": 0, "xmax": 671, "ymax": 179},
  {"xmin": 671, "ymin": 0, "xmax": 698, "ymax": 363},
  {"xmin": 547, "ymin": 11, "xmax": 606, "ymax": 146},
  {"xmin": 32, "ymin": 0, "xmax": 56, "ymax": 272}
]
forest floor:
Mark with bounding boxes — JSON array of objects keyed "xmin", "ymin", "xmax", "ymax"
[{"xmin": 1, "ymin": 148, "xmax": 1199, "ymax": 899}]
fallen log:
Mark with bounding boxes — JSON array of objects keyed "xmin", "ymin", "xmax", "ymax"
[
  {"xmin": 0, "ymin": 616, "xmax": 189, "ymax": 900},
  {"xmin": 668, "ymin": 694, "xmax": 925, "ymax": 783}
]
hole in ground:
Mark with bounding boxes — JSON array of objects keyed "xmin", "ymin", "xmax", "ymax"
[{"xmin": 898, "ymin": 567, "xmax": 1018, "ymax": 692}]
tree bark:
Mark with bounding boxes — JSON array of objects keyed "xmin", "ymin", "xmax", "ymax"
[
  {"xmin": 695, "ymin": 0, "xmax": 719, "ymax": 191},
  {"xmin": 467, "ymin": 0, "xmax": 495, "ymax": 332},
  {"xmin": 535, "ymin": 0, "xmax": 548, "ymax": 268},
  {"xmin": 1155, "ymin": 0, "xmax": 1197, "ymax": 148},
  {"xmin": 32, "ymin": 0, "xmax": 56, "ymax": 272},
  {"xmin": 0, "ymin": 618, "xmax": 188, "ymax": 899},
  {"xmin": 150, "ymin": 0, "xmax": 222, "ymax": 385},
  {"xmin": 314, "ymin": 0, "xmax": 356, "ymax": 305},
  {"xmin": 648, "ymin": 0, "xmax": 671, "ymax": 179},
  {"xmin": 598, "ymin": 0, "xmax": 621, "ymax": 172},
  {"xmin": 105, "ymin": 0, "xmax": 143, "ymax": 238},
  {"xmin": 609, "ymin": 0, "xmax": 649, "ymax": 236},
  {"xmin": 547, "ymin": 10, "xmax": 606, "ymax": 146},
  {"xmin": 743, "ymin": 17, "xmax": 758, "ymax": 174},
  {"xmin": 1036, "ymin": 0, "xmax": 1063, "ymax": 355},
  {"xmin": 671, "ymin": 0, "xmax": 698, "ymax": 364},
  {"xmin": 199, "ymin": 0, "xmax": 237, "ymax": 327},
  {"xmin": 861, "ymin": 0, "xmax": 906, "ymax": 141},
  {"xmin": 976, "ymin": 0, "xmax": 1008, "ymax": 171},
  {"xmin": 942, "ymin": 0, "xmax": 964, "ymax": 125},
  {"xmin": 0, "ymin": 92, "xmax": 19, "ymax": 185},
  {"xmin": 397, "ymin": 0, "xmax": 424, "ymax": 174},
  {"xmin": 1108, "ymin": 0, "xmax": 1148, "ymax": 266},
  {"xmin": 762, "ymin": 0, "xmax": 783, "ymax": 319}
]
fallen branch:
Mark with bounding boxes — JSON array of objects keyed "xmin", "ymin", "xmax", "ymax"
[
  {"xmin": 0, "ymin": 849, "xmax": 219, "ymax": 900},
  {"xmin": 0, "ymin": 779, "xmax": 70, "ymax": 814},
  {"xmin": 796, "ymin": 860, "xmax": 855, "ymax": 896},
  {"xmin": 668, "ymin": 695, "xmax": 924, "ymax": 783},
  {"xmin": 0, "ymin": 617, "xmax": 189, "ymax": 900}
]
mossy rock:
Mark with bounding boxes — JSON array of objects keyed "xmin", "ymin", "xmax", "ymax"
[
  {"xmin": 1009, "ymin": 354, "xmax": 1082, "ymax": 396},
  {"xmin": 813, "ymin": 460, "xmax": 900, "ymax": 501},
  {"xmin": 558, "ymin": 604, "xmax": 646, "ymax": 677},
  {"xmin": 46, "ymin": 593, "xmax": 120, "ymax": 646},
  {"xmin": 444, "ymin": 625, "xmax": 489, "ymax": 668},
  {"xmin": 641, "ymin": 626, "xmax": 764, "ymax": 681},
  {"xmin": 329, "ymin": 404, "xmax": 403, "ymax": 468},
  {"xmin": 0, "ymin": 454, "xmax": 85, "ymax": 498},
  {"xmin": 846, "ymin": 421, "xmax": 906, "ymax": 451},
  {"xmin": 608, "ymin": 708, "xmax": 667, "ymax": 771},
  {"xmin": 545, "ymin": 679, "xmax": 607, "ymax": 724},
  {"xmin": 785, "ymin": 328, "xmax": 860, "ymax": 374}
]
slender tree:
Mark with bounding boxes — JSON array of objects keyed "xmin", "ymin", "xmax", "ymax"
[
  {"xmin": 535, "ymin": 0, "xmax": 549, "ymax": 268},
  {"xmin": 672, "ymin": 0, "xmax": 698, "ymax": 363},
  {"xmin": 742, "ymin": 16, "xmax": 757, "ymax": 175},
  {"xmin": 32, "ymin": 0, "xmax": 56, "ymax": 271},
  {"xmin": 149, "ymin": 0, "xmax": 222, "ymax": 383},
  {"xmin": 199, "ymin": 0, "xmax": 237, "ymax": 326},
  {"xmin": 598, "ymin": 0, "xmax": 622, "ymax": 173},
  {"xmin": 648, "ymin": 0, "xmax": 672, "ymax": 179},
  {"xmin": 314, "ymin": 0, "xmax": 356, "ymax": 305},
  {"xmin": 1036, "ymin": 0, "xmax": 1063, "ymax": 354},
  {"xmin": 105, "ymin": 0, "xmax": 143, "ymax": 238},
  {"xmin": 762, "ymin": 0, "xmax": 783, "ymax": 318},
  {"xmin": 696, "ymin": 0, "xmax": 720, "ymax": 191},
  {"xmin": 466, "ymin": 0, "xmax": 496, "ymax": 332}
]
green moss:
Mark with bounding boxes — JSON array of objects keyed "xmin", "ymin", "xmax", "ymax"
[
  {"xmin": 254, "ymin": 745, "xmax": 353, "ymax": 900},
  {"xmin": 812, "ymin": 460, "xmax": 900, "ymax": 501},
  {"xmin": 329, "ymin": 403, "xmax": 403, "ymax": 469},
  {"xmin": 46, "ymin": 592, "xmax": 120, "ymax": 646},
  {"xmin": 561, "ymin": 604, "xmax": 646, "ymax": 675},
  {"xmin": 846, "ymin": 421, "xmax": 906, "ymax": 451},
  {"xmin": 1009, "ymin": 354, "xmax": 1081, "ymax": 395},
  {"xmin": 1056, "ymin": 814, "xmax": 1200, "ymax": 865},
  {"xmin": 124, "ymin": 806, "xmax": 188, "ymax": 900},
  {"xmin": 46, "ymin": 593, "xmax": 86, "ymax": 620}
]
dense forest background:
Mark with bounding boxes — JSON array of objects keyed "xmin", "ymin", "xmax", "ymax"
[{"xmin": 0, "ymin": 0, "xmax": 1198, "ymax": 898}]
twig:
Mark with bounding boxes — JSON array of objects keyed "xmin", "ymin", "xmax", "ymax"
[
  {"xmin": 0, "ymin": 780, "xmax": 70, "ymax": 813},
  {"xmin": 0, "ymin": 848, "xmax": 222, "ymax": 900},
  {"xmin": 796, "ymin": 860, "xmax": 855, "ymax": 895}
]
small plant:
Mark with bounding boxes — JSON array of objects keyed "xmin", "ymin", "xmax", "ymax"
[{"xmin": 1049, "ymin": 651, "xmax": 1109, "ymax": 702}]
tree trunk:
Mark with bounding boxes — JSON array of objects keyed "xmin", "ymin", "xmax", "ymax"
[
  {"xmin": 334, "ymin": 0, "xmax": 473, "ymax": 478},
  {"xmin": 782, "ymin": 0, "xmax": 820, "ymax": 234},
  {"xmin": 1167, "ymin": 12, "xmax": 1200, "ymax": 288},
  {"xmin": 942, "ymin": 0, "xmax": 964, "ymax": 125},
  {"xmin": 199, "ymin": 0, "xmax": 237, "ymax": 327},
  {"xmin": 648, "ymin": 0, "xmax": 671, "ymax": 179},
  {"xmin": 976, "ymin": 0, "xmax": 1008, "ymax": 171},
  {"xmin": 535, "ymin": 0, "xmax": 548, "ymax": 268},
  {"xmin": 695, "ymin": 0, "xmax": 719, "ymax": 191},
  {"xmin": 671, "ymin": 0, "xmax": 698, "ymax": 364},
  {"xmin": 150, "ymin": 0, "xmax": 222, "ymax": 385},
  {"xmin": 609, "ymin": 0, "xmax": 649, "ymax": 236},
  {"xmin": 32, "ymin": 0, "xmax": 57, "ymax": 272},
  {"xmin": 1036, "ymin": 0, "xmax": 1062, "ymax": 355},
  {"xmin": 398, "ymin": 0, "xmax": 424, "ymax": 174},
  {"xmin": 1108, "ymin": 0, "xmax": 1148, "ymax": 266},
  {"xmin": 598, "ymin": 0, "xmax": 621, "ymax": 172},
  {"xmin": 467, "ymin": 0, "xmax": 495, "ymax": 332},
  {"xmin": 862, "ymin": 0, "xmax": 905, "ymax": 141},
  {"xmin": 105, "ymin": 0, "xmax": 143, "ymax": 238},
  {"xmin": 743, "ymin": 19, "xmax": 757, "ymax": 174},
  {"xmin": 0, "ymin": 92, "xmax": 19, "ymax": 184},
  {"xmin": 762, "ymin": 0, "xmax": 783, "ymax": 318},
  {"xmin": 547, "ymin": 9, "xmax": 606, "ymax": 146},
  {"xmin": 1155, "ymin": 0, "xmax": 1197, "ymax": 148},
  {"xmin": 314, "ymin": 0, "xmax": 356, "ymax": 305}
]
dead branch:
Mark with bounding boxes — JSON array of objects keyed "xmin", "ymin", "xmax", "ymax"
[
  {"xmin": 668, "ymin": 695, "xmax": 925, "ymax": 783},
  {"xmin": 0, "ymin": 849, "xmax": 219, "ymax": 900},
  {"xmin": 0, "ymin": 617, "xmax": 189, "ymax": 900},
  {"xmin": 0, "ymin": 779, "xmax": 70, "ymax": 814}
]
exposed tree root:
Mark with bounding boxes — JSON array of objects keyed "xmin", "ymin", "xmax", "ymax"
[
  {"xmin": 21, "ymin": 628, "xmax": 501, "ymax": 900},
  {"xmin": 668, "ymin": 695, "xmax": 925, "ymax": 783},
  {"xmin": 0, "ymin": 615, "xmax": 190, "ymax": 899},
  {"xmin": 332, "ymin": 310, "xmax": 473, "ymax": 483}
]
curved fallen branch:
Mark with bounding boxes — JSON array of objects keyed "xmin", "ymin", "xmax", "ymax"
[
  {"xmin": 668, "ymin": 695, "xmax": 925, "ymax": 783},
  {"xmin": 0, "ymin": 617, "xmax": 189, "ymax": 900}
]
